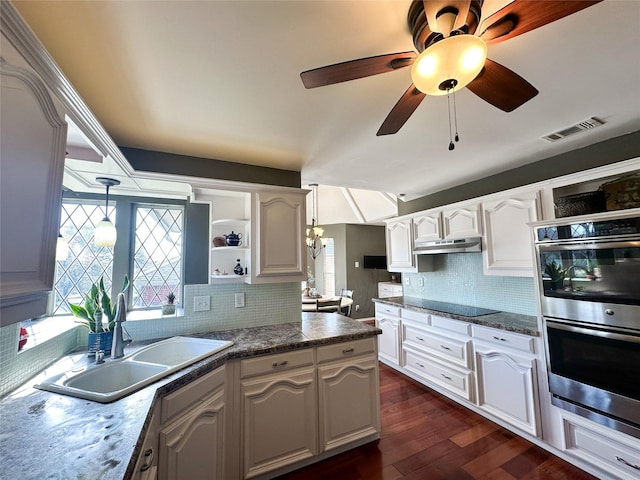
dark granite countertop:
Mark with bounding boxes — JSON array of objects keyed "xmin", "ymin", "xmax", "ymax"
[
  {"xmin": 0, "ymin": 314, "xmax": 380, "ymax": 480},
  {"xmin": 374, "ymin": 296, "xmax": 540, "ymax": 336}
]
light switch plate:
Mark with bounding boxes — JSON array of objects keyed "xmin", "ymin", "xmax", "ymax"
[
  {"xmin": 417, "ymin": 277, "xmax": 424, "ymax": 287},
  {"xmin": 235, "ymin": 292, "xmax": 245, "ymax": 308},
  {"xmin": 194, "ymin": 295, "xmax": 211, "ymax": 312},
  {"xmin": 404, "ymin": 277, "xmax": 411, "ymax": 286}
]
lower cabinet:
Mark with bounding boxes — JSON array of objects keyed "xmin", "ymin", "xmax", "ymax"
[
  {"xmin": 238, "ymin": 338, "xmax": 380, "ymax": 479},
  {"xmin": 375, "ymin": 303, "xmax": 401, "ymax": 365},
  {"xmin": 132, "ymin": 366, "xmax": 227, "ymax": 480},
  {"xmin": 472, "ymin": 326, "xmax": 540, "ymax": 437}
]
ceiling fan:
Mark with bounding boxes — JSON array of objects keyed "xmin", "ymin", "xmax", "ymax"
[{"xmin": 300, "ymin": 0, "xmax": 602, "ymax": 137}]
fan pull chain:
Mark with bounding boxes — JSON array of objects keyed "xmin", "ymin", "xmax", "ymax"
[
  {"xmin": 452, "ymin": 89, "xmax": 459, "ymax": 143},
  {"xmin": 447, "ymin": 89, "xmax": 455, "ymax": 151}
]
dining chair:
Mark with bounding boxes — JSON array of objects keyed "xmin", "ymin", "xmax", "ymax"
[
  {"xmin": 339, "ymin": 289, "xmax": 354, "ymax": 316},
  {"xmin": 316, "ymin": 298, "xmax": 342, "ymax": 314}
]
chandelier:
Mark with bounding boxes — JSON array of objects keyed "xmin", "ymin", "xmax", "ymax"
[{"xmin": 306, "ymin": 184, "xmax": 327, "ymax": 260}]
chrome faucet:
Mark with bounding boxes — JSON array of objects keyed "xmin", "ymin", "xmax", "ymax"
[{"xmin": 111, "ymin": 292, "xmax": 132, "ymax": 359}]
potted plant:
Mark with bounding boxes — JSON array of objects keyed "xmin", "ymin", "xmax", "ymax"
[
  {"xmin": 69, "ymin": 275, "xmax": 130, "ymax": 355},
  {"xmin": 162, "ymin": 292, "xmax": 176, "ymax": 315},
  {"xmin": 544, "ymin": 261, "xmax": 566, "ymax": 290}
]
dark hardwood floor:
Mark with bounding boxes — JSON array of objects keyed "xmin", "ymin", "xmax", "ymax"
[{"xmin": 276, "ymin": 363, "xmax": 597, "ymax": 480}]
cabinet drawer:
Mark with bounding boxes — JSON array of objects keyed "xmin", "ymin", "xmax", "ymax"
[
  {"xmin": 563, "ymin": 416, "xmax": 640, "ymax": 480},
  {"xmin": 375, "ymin": 303, "xmax": 400, "ymax": 317},
  {"xmin": 240, "ymin": 348, "xmax": 314, "ymax": 378},
  {"xmin": 401, "ymin": 308, "xmax": 429, "ymax": 324},
  {"xmin": 161, "ymin": 365, "xmax": 225, "ymax": 425},
  {"xmin": 317, "ymin": 338, "xmax": 376, "ymax": 364},
  {"xmin": 431, "ymin": 314, "xmax": 471, "ymax": 336},
  {"xmin": 403, "ymin": 348, "xmax": 473, "ymax": 401},
  {"xmin": 472, "ymin": 325, "xmax": 535, "ymax": 353},
  {"xmin": 404, "ymin": 324, "xmax": 471, "ymax": 369}
]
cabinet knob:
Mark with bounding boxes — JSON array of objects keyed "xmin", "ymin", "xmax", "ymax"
[
  {"xmin": 440, "ymin": 345, "xmax": 451, "ymax": 351},
  {"xmin": 493, "ymin": 336, "xmax": 507, "ymax": 342},
  {"xmin": 140, "ymin": 448, "xmax": 154, "ymax": 472},
  {"xmin": 440, "ymin": 373, "xmax": 452, "ymax": 381},
  {"xmin": 272, "ymin": 360, "xmax": 289, "ymax": 368},
  {"xmin": 616, "ymin": 456, "xmax": 640, "ymax": 470},
  {"xmin": 342, "ymin": 348, "xmax": 355, "ymax": 354}
]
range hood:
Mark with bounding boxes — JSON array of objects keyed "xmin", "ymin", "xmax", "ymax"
[{"xmin": 414, "ymin": 237, "xmax": 482, "ymax": 255}]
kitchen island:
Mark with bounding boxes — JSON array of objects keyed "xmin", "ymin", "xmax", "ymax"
[{"xmin": 0, "ymin": 313, "xmax": 380, "ymax": 480}]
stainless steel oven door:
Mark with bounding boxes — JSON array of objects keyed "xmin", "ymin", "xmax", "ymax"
[
  {"xmin": 537, "ymin": 239, "xmax": 640, "ymax": 330},
  {"xmin": 545, "ymin": 318, "xmax": 640, "ymax": 438}
]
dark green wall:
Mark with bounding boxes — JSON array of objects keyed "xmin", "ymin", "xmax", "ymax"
[
  {"xmin": 119, "ymin": 146, "xmax": 301, "ymax": 188},
  {"xmin": 399, "ymin": 130, "xmax": 640, "ymax": 215},
  {"xmin": 184, "ymin": 202, "xmax": 209, "ymax": 285}
]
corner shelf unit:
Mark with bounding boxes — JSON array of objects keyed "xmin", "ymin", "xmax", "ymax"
[{"xmin": 210, "ymin": 218, "xmax": 250, "ymax": 283}]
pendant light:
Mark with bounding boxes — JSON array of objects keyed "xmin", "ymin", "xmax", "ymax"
[{"xmin": 94, "ymin": 177, "xmax": 120, "ymax": 248}]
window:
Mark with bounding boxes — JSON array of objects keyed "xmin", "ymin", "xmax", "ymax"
[
  {"xmin": 53, "ymin": 200, "xmax": 115, "ymax": 315},
  {"xmin": 323, "ymin": 238, "xmax": 335, "ymax": 296},
  {"xmin": 51, "ymin": 195, "xmax": 184, "ymax": 315},
  {"xmin": 132, "ymin": 205, "xmax": 183, "ymax": 308}
]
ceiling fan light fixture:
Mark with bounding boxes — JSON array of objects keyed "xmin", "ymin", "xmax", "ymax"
[{"xmin": 411, "ymin": 34, "xmax": 487, "ymax": 95}]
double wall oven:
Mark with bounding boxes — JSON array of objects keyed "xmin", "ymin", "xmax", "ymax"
[{"xmin": 533, "ymin": 211, "xmax": 640, "ymax": 439}]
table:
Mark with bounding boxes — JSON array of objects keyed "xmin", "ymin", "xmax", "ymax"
[{"xmin": 302, "ymin": 295, "xmax": 353, "ymax": 312}]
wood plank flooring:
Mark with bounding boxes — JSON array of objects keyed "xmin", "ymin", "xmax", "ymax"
[{"xmin": 275, "ymin": 364, "xmax": 597, "ymax": 480}]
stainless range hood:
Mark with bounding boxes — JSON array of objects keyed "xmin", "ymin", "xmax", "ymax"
[{"xmin": 414, "ymin": 237, "xmax": 482, "ymax": 255}]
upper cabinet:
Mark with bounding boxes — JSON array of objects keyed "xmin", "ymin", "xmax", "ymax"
[
  {"xmin": 385, "ymin": 216, "xmax": 434, "ymax": 273},
  {"xmin": 442, "ymin": 203, "xmax": 482, "ymax": 238},
  {"xmin": 482, "ymin": 189, "xmax": 541, "ymax": 277},
  {"xmin": 412, "ymin": 211, "xmax": 441, "ymax": 243},
  {"xmin": 0, "ymin": 30, "xmax": 66, "ymax": 326},
  {"xmin": 250, "ymin": 190, "xmax": 307, "ymax": 283}
]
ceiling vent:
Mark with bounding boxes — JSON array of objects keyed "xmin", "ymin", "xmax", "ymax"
[{"xmin": 542, "ymin": 117, "xmax": 605, "ymax": 142}]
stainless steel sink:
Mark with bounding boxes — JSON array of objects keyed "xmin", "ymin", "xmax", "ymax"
[{"xmin": 35, "ymin": 336, "xmax": 233, "ymax": 403}]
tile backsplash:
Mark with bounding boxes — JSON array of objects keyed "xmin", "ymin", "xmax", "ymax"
[
  {"xmin": 0, "ymin": 281, "xmax": 301, "ymax": 398},
  {"xmin": 402, "ymin": 253, "xmax": 538, "ymax": 316}
]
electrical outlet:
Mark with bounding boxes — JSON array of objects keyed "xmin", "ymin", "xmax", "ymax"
[
  {"xmin": 194, "ymin": 295, "xmax": 210, "ymax": 312},
  {"xmin": 404, "ymin": 277, "xmax": 411, "ymax": 286},
  {"xmin": 355, "ymin": 305, "xmax": 360, "ymax": 312},
  {"xmin": 417, "ymin": 277, "xmax": 424, "ymax": 287},
  {"xmin": 234, "ymin": 292, "xmax": 245, "ymax": 308},
  {"xmin": 355, "ymin": 261, "xmax": 359, "ymax": 268}
]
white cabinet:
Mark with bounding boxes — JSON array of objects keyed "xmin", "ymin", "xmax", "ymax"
[
  {"xmin": 0, "ymin": 31, "xmax": 67, "ymax": 326},
  {"xmin": 317, "ymin": 339, "xmax": 380, "ymax": 452},
  {"xmin": 412, "ymin": 211, "xmax": 442, "ymax": 242},
  {"xmin": 385, "ymin": 217, "xmax": 414, "ymax": 271},
  {"xmin": 442, "ymin": 203, "xmax": 482, "ymax": 238},
  {"xmin": 402, "ymin": 314, "xmax": 475, "ymax": 402},
  {"xmin": 472, "ymin": 326, "xmax": 540, "ymax": 436},
  {"xmin": 375, "ymin": 303, "xmax": 402, "ymax": 365},
  {"xmin": 238, "ymin": 340, "xmax": 380, "ymax": 479},
  {"xmin": 133, "ymin": 366, "xmax": 227, "ymax": 480},
  {"xmin": 482, "ymin": 189, "xmax": 541, "ymax": 277},
  {"xmin": 241, "ymin": 362, "xmax": 318, "ymax": 478},
  {"xmin": 561, "ymin": 413, "xmax": 640, "ymax": 480},
  {"xmin": 250, "ymin": 190, "xmax": 307, "ymax": 283},
  {"xmin": 377, "ymin": 282, "xmax": 403, "ymax": 298}
]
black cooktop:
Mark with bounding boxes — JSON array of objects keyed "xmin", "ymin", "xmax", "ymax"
[{"xmin": 404, "ymin": 298, "xmax": 500, "ymax": 317}]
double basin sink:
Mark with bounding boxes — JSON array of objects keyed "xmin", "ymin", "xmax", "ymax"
[{"xmin": 35, "ymin": 336, "xmax": 234, "ymax": 403}]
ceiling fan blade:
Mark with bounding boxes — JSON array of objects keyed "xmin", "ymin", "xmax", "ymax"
[
  {"xmin": 479, "ymin": 0, "xmax": 603, "ymax": 45},
  {"xmin": 377, "ymin": 84, "xmax": 426, "ymax": 136},
  {"xmin": 467, "ymin": 59, "xmax": 538, "ymax": 112},
  {"xmin": 423, "ymin": 0, "xmax": 471, "ymax": 36},
  {"xmin": 300, "ymin": 52, "xmax": 416, "ymax": 89}
]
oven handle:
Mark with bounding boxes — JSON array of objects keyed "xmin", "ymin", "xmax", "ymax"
[
  {"xmin": 546, "ymin": 319, "xmax": 640, "ymax": 344},
  {"xmin": 538, "ymin": 240, "xmax": 640, "ymax": 251}
]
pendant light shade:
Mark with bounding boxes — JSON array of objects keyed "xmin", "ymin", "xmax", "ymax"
[
  {"xmin": 94, "ymin": 177, "xmax": 120, "ymax": 248},
  {"xmin": 411, "ymin": 35, "xmax": 487, "ymax": 96}
]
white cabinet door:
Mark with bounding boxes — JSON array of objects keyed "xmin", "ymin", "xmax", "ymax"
[
  {"xmin": 250, "ymin": 190, "xmax": 307, "ymax": 283},
  {"xmin": 413, "ymin": 211, "xmax": 442, "ymax": 242},
  {"xmin": 377, "ymin": 315, "xmax": 401, "ymax": 365},
  {"xmin": 241, "ymin": 368, "xmax": 318, "ymax": 478},
  {"xmin": 317, "ymin": 355, "xmax": 380, "ymax": 452},
  {"xmin": 483, "ymin": 190, "xmax": 541, "ymax": 277},
  {"xmin": 158, "ymin": 387, "xmax": 226, "ymax": 480},
  {"xmin": 474, "ymin": 344, "xmax": 539, "ymax": 436},
  {"xmin": 442, "ymin": 204, "xmax": 482, "ymax": 238},
  {"xmin": 385, "ymin": 218, "xmax": 415, "ymax": 271},
  {"xmin": 0, "ymin": 38, "xmax": 66, "ymax": 326}
]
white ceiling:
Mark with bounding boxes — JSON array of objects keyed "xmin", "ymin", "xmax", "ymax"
[{"xmin": 12, "ymin": 0, "xmax": 640, "ymax": 202}]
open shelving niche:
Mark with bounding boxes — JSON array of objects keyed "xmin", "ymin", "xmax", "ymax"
[{"xmin": 193, "ymin": 189, "xmax": 251, "ymax": 284}]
